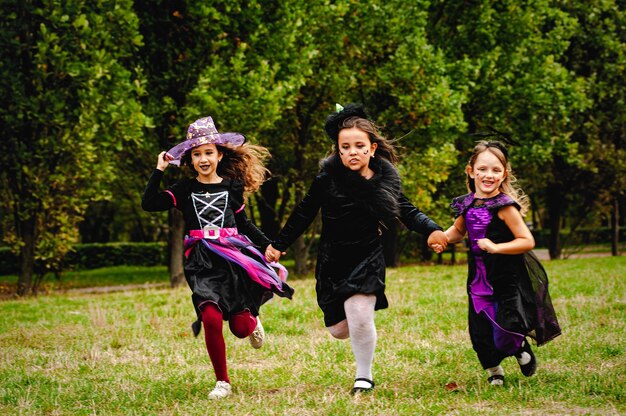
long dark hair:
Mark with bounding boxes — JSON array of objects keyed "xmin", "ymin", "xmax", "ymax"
[{"xmin": 331, "ymin": 116, "xmax": 399, "ymax": 165}]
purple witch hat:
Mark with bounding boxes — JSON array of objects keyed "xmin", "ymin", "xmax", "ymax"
[{"xmin": 166, "ymin": 116, "xmax": 246, "ymax": 166}]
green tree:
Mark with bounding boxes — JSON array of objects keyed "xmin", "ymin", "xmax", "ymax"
[
  {"xmin": 0, "ymin": 1, "xmax": 147, "ymax": 295},
  {"xmin": 132, "ymin": 1, "xmax": 309, "ymax": 283},
  {"xmin": 260, "ymin": 0, "xmax": 465, "ymax": 268},
  {"xmin": 182, "ymin": 0, "xmax": 320, "ymax": 274},
  {"xmin": 191, "ymin": 0, "xmax": 467, "ymax": 271},
  {"xmin": 82, "ymin": 1, "xmax": 465, "ymax": 275},
  {"xmin": 559, "ymin": 1, "xmax": 626, "ymax": 256},
  {"xmin": 333, "ymin": 0, "xmax": 465, "ymax": 263},
  {"xmin": 428, "ymin": 0, "xmax": 589, "ymax": 258}
]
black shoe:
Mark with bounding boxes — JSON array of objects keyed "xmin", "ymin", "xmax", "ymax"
[
  {"xmin": 516, "ymin": 340, "xmax": 537, "ymax": 377},
  {"xmin": 351, "ymin": 378, "xmax": 375, "ymax": 394},
  {"xmin": 191, "ymin": 319, "xmax": 202, "ymax": 337}
]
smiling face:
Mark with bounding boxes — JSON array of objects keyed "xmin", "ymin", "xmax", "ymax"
[
  {"xmin": 467, "ymin": 149, "xmax": 507, "ymax": 198},
  {"xmin": 190, "ymin": 143, "xmax": 222, "ymax": 182},
  {"xmin": 337, "ymin": 127, "xmax": 377, "ymax": 177}
]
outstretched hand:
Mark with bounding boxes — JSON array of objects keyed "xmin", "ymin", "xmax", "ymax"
[
  {"xmin": 265, "ymin": 244, "xmax": 285, "ymax": 263},
  {"xmin": 427, "ymin": 230, "xmax": 448, "ymax": 254}
]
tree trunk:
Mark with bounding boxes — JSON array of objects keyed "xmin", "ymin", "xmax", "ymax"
[
  {"xmin": 168, "ymin": 208, "xmax": 185, "ymax": 287},
  {"xmin": 611, "ymin": 197, "xmax": 619, "ymax": 256},
  {"xmin": 421, "ymin": 233, "xmax": 434, "ymax": 262},
  {"xmin": 256, "ymin": 179, "xmax": 281, "ymax": 239},
  {"xmin": 546, "ymin": 185, "xmax": 563, "ymax": 260},
  {"xmin": 17, "ymin": 216, "xmax": 36, "ymax": 296},
  {"xmin": 293, "ymin": 234, "xmax": 309, "ymax": 276}
]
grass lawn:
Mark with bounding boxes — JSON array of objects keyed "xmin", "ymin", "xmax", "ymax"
[
  {"xmin": 0, "ymin": 257, "xmax": 624, "ymax": 415},
  {"xmin": 0, "ymin": 265, "xmax": 170, "ymax": 297}
]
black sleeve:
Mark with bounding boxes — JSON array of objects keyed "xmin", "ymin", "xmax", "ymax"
[
  {"xmin": 398, "ymin": 192, "xmax": 442, "ymax": 236},
  {"xmin": 272, "ymin": 175, "xmax": 324, "ymax": 251},
  {"xmin": 231, "ymin": 181, "xmax": 272, "ymax": 250},
  {"xmin": 141, "ymin": 169, "xmax": 176, "ymax": 212}
]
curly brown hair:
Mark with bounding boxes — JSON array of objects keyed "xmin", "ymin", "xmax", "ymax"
[{"xmin": 180, "ymin": 143, "xmax": 270, "ymax": 195}]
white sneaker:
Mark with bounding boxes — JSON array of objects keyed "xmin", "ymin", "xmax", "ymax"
[
  {"xmin": 208, "ymin": 381, "xmax": 232, "ymax": 399},
  {"xmin": 249, "ymin": 317, "xmax": 265, "ymax": 349}
]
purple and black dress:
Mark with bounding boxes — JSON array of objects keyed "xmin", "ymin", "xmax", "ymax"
[
  {"xmin": 451, "ymin": 192, "xmax": 561, "ymax": 369},
  {"xmin": 142, "ymin": 169, "xmax": 293, "ymax": 329}
]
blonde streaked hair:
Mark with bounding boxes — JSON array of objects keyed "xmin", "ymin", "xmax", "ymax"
[{"xmin": 466, "ymin": 141, "xmax": 530, "ymax": 216}]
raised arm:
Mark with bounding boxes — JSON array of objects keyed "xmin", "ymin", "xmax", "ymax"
[{"xmin": 141, "ymin": 152, "xmax": 177, "ymax": 212}]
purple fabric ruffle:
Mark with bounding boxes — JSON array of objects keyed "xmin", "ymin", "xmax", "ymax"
[{"xmin": 184, "ymin": 234, "xmax": 290, "ymax": 296}]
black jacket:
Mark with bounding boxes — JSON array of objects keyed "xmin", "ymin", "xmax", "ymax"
[{"xmin": 274, "ymin": 155, "xmax": 441, "ymax": 326}]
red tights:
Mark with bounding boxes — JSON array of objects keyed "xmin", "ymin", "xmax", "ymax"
[{"xmin": 201, "ymin": 303, "xmax": 257, "ymax": 383}]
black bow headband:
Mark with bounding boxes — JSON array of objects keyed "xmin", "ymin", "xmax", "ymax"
[
  {"xmin": 324, "ymin": 103, "xmax": 370, "ymax": 141},
  {"xmin": 470, "ymin": 126, "xmax": 519, "ymax": 161}
]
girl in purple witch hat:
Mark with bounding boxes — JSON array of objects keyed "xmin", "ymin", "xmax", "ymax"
[
  {"xmin": 142, "ymin": 116, "xmax": 293, "ymax": 400},
  {"xmin": 265, "ymin": 103, "xmax": 448, "ymax": 394},
  {"xmin": 437, "ymin": 140, "xmax": 561, "ymax": 386}
]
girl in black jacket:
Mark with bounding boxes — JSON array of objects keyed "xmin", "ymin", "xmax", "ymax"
[{"xmin": 265, "ymin": 104, "xmax": 447, "ymax": 394}]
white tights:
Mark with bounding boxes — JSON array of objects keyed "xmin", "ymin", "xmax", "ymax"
[{"xmin": 328, "ymin": 294, "xmax": 377, "ymax": 381}]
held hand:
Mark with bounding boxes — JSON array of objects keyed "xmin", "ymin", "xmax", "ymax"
[
  {"xmin": 265, "ymin": 244, "xmax": 285, "ymax": 263},
  {"xmin": 431, "ymin": 244, "xmax": 445, "ymax": 254},
  {"xmin": 157, "ymin": 151, "xmax": 172, "ymax": 171},
  {"xmin": 427, "ymin": 230, "xmax": 448, "ymax": 251},
  {"xmin": 264, "ymin": 246, "xmax": 276, "ymax": 262},
  {"xmin": 477, "ymin": 238, "xmax": 498, "ymax": 253}
]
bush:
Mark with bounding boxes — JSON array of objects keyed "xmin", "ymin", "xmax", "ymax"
[
  {"xmin": 0, "ymin": 242, "xmax": 167, "ymax": 275},
  {"xmin": 532, "ymin": 227, "xmax": 626, "ymax": 248},
  {"xmin": 1, "ymin": 226, "xmax": 623, "ymax": 276},
  {"xmin": 62, "ymin": 242, "xmax": 168, "ymax": 270}
]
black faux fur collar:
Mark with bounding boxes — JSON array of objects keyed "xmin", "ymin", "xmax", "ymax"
[{"xmin": 320, "ymin": 154, "xmax": 401, "ymax": 221}]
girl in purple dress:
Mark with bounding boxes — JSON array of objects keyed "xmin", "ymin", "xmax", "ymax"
[{"xmin": 441, "ymin": 140, "xmax": 561, "ymax": 386}]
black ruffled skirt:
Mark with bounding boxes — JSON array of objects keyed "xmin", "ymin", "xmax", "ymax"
[
  {"xmin": 315, "ymin": 241, "xmax": 388, "ymax": 326},
  {"xmin": 185, "ymin": 243, "xmax": 293, "ymax": 323}
]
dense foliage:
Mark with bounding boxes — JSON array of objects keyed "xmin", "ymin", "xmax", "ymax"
[
  {"xmin": 0, "ymin": 0, "xmax": 147, "ymax": 294},
  {"xmin": 1, "ymin": 0, "xmax": 624, "ymax": 293},
  {"xmin": 0, "ymin": 243, "xmax": 166, "ymax": 276}
]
